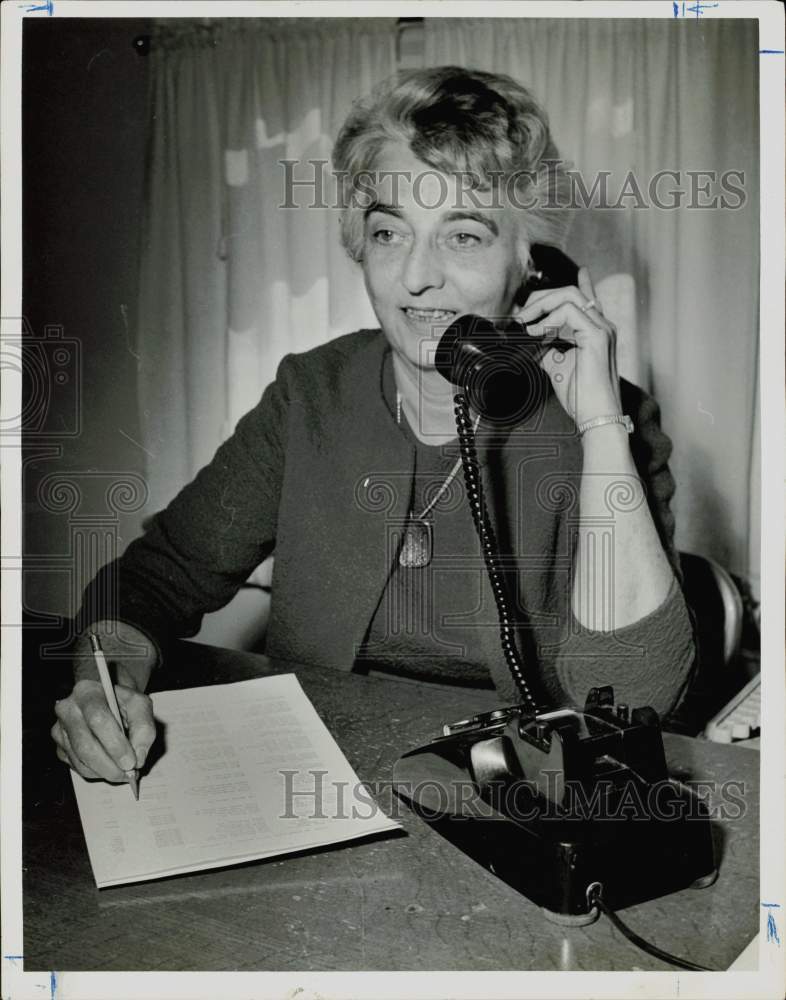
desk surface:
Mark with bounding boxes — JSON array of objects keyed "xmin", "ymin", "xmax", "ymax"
[{"xmin": 23, "ymin": 642, "xmax": 759, "ymax": 972}]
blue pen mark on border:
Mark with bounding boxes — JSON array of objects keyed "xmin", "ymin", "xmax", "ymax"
[
  {"xmin": 4, "ymin": 954, "xmax": 24, "ymax": 966},
  {"xmin": 50, "ymin": 970, "xmax": 58, "ymax": 998},
  {"xmin": 672, "ymin": 1, "xmax": 720, "ymax": 17},
  {"xmin": 18, "ymin": 0, "xmax": 54, "ymax": 13},
  {"xmin": 760, "ymin": 50, "xmax": 785, "ymax": 55},
  {"xmin": 762, "ymin": 903, "xmax": 781, "ymax": 945}
]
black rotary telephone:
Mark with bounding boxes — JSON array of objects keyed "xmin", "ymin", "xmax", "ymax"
[{"xmin": 393, "ymin": 245, "xmax": 718, "ymax": 943}]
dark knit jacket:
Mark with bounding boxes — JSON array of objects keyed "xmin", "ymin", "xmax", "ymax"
[{"xmin": 81, "ymin": 330, "xmax": 695, "ymax": 716}]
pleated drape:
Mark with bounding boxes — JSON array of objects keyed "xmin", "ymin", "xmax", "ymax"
[{"xmin": 136, "ymin": 20, "xmax": 396, "ymax": 514}]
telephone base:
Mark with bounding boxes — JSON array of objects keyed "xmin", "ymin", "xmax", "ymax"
[
  {"xmin": 398, "ymin": 782, "xmax": 717, "ymax": 920},
  {"xmin": 392, "ymin": 687, "xmax": 717, "ymax": 921}
]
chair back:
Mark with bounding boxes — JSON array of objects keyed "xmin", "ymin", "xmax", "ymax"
[
  {"xmin": 680, "ymin": 551, "xmax": 743, "ymax": 669},
  {"xmin": 665, "ymin": 552, "xmax": 744, "ymax": 733}
]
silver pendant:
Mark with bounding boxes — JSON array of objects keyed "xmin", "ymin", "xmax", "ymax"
[{"xmin": 399, "ymin": 518, "xmax": 433, "ymax": 568}]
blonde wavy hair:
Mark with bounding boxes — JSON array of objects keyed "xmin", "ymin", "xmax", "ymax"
[{"xmin": 332, "ymin": 66, "xmax": 571, "ymax": 267}]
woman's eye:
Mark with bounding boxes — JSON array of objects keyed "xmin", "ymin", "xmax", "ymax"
[
  {"xmin": 372, "ymin": 228, "xmax": 402, "ymax": 245},
  {"xmin": 448, "ymin": 231, "xmax": 483, "ymax": 248}
]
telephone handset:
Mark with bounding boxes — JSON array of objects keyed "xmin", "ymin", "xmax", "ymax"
[
  {"xmin": 524, "ymin": 243, "xmax": 580, "ymax": 296},
  {"xmin": 434, "ymin": 244, "xmax": 580, "ymax": 424}
]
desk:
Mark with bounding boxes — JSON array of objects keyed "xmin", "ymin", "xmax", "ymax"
[{"xmin": 23, "ymin": 642, "xmax": 759, "ymax": 972}]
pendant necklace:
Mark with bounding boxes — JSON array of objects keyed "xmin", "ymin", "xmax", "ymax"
[{"xmin": 396, "ymin": 390, "xmax": 481, "ymax": 568}]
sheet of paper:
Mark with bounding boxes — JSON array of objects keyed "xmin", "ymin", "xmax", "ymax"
[{"xmin": 71, "ymin": 674, "xmax": 400, "ymax": 887}]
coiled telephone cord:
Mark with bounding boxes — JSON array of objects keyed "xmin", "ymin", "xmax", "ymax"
[{"xmin": 454, "ymin": 393, "xmax": 540, "ymax": 715}]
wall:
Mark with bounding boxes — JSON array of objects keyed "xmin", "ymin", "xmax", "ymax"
[{"xmin": 23, "ymin": 19, "xmax": 151, "ymax": 629}]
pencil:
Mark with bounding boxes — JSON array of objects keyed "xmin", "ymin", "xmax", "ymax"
[{"xmin": 88, "ymin": 632, "xmax": 139, "ymax": 800}]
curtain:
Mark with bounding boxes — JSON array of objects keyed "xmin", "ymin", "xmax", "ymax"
[
  {"xmin": 424, "ymin": 18, "xmax": 760, "ymax": 590},
  {"xmin": 137, "ymin": 19, "xmax": 396, "ymax": 515}
]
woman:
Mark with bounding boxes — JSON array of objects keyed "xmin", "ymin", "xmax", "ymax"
[{"xmin": 51, "ymin": 67, "xmax": 695, "ymax": 784}]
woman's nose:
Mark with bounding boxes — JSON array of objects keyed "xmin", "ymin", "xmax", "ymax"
[{"xmin": 401, "ymin": 240, "xmax": 445, "ymax": 295}]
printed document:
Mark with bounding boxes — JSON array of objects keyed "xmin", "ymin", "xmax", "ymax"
[{"xmin": 71, "ymin": 674, "xmax": 400, "ymax": 887}]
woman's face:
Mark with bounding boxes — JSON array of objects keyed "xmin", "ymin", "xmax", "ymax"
[{"xmin": 360, "ymin": 141, "xmax": 527, "ymax": 370}]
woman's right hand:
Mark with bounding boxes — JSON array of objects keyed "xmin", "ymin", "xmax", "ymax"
[{"xmin": 51, "ymin": 621, "xmax": 158, "ymax": 783}]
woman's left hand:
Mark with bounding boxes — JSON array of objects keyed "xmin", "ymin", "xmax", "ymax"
[{"xmin": 515, "ymin": 266, "xmax": 622, "ymax": 426}]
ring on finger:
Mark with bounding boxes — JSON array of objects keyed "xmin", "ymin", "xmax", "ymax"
[{"xmin": 580, "ymin": 298, "xmax": 600, "ymax": 314}]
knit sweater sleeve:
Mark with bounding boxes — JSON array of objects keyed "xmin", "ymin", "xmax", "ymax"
[
  {"xmin": 537, "ymin": 382, "xmax": 696, "ymax": 718},
  {"xmin": 77, "ymin": 359, "xmax": 290, "ymax": 652}
]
